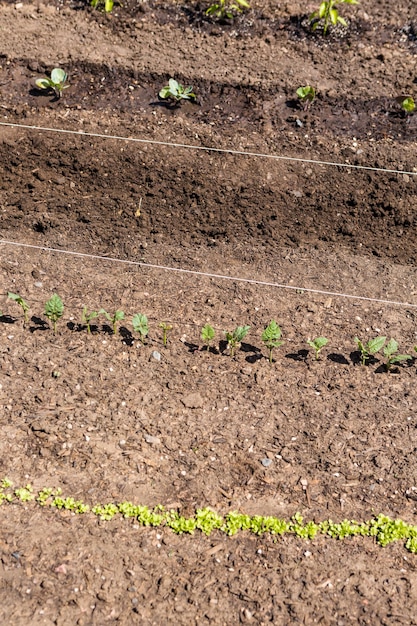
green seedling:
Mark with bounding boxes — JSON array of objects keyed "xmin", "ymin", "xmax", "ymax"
[
  {"xmin": 399, "ymin": 96, "xmax": 415, "ymax": 115},
  {"xmin": 91, "ymin": 0, "xmax": 116, "ymax": 12},
  {"xmin": 201, "ymin": 323, "xmax": 215, "ymax": 350},
  {"xmin": 383, "ymin": 339, "xmax": 412, "ymax": 371},
  {"xmin": 261, "ymin": 320, "xmax": 284, "ymax": 363},
  {"xmin": 100, "ymin": 309, "xmax": 125, "ymax": 335},
  {"xmin": 132, "ymin": 313, "xmax": 149, "ymax": 344},
  {"xmin": 81, "ymin": 307, "xmax": 100, "ymax": 334},
  {"xmin": 310, "ymin": 0, "xmax": 358, "ymax": 35},
  {"xmin": 159, "ymin": 79, "xmax": 196, "ymax": 105},
  {"xmin": 354, "ymin": 336, "xmax": 386, "ymax": 366},
  {"xmin": 205, "ymin": 0, "xmax": 250, "ymax": 19},
  {"xmin": 35, "ymin": 68, "xmax": 69, "ymax": 98},
  {"xmin": 225, "ymin": 325, "xmax": 250, "ymax": 358},
  {"xmin": 307, "ymin": 336, "xmax": 329, "ymax": 360},
  {"xmin": 159, "ymin": 322, "xmax": 173, "ymax": 347},
  {"xmin": 44, "ymin": 294, "xmax": 64, "ymax": 334},
  {"xmin": 296, "ymin": 86, "xmax": 316, "ymax": 110},
  {"xmin": 7, "ymin": 292, "xmax": 30, "ymax": 325}
]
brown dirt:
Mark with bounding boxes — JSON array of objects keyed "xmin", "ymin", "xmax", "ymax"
[{"xmin": 1, "ymin": 0, "xmax": 417, "ymax": 623}]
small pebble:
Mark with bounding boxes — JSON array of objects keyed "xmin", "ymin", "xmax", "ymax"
[
  {"xmin": 145, "ymin": 434, "xmax": 161, "ymax": 445},
  {"xmin": 151, "ymin": 350, "xmax": 161, "ymax": 362},
  {"xmin": 261, "ymin": 458, "xmax": 272, "ymax": 468}
]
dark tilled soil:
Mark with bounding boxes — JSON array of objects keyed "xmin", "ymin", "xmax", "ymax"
[{"xmin": 1, "ymin": 0, "xmax": 417, "ymax": 623}]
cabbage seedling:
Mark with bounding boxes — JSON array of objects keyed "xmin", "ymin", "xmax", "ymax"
[
  {"xmin": 307, "ymin": 336, "xmax": 329, "ymax": 360},
  {"xmin": 45, "ymin": 294, "xmax": 64, "ymax": 334},
  {"xmin": 201, "ymin": 323, "xmax": 215, "ymax": 350},
  {"xmin": 225, "ymin": 325, "xmax": 250, "ymax": 358},
  {"xmin": 7, "ymin": 292, "xmax": 29, "ymax": 325},
  {"xmin": 159, "ymin": 322, "xmax": 173, "ymax": 347},
  {"xmin": 261, "ymin": 320, "xmax": 284, "ymax": 363},
  {"xmin": 205, "ymin": 0, "xmax": 250, "ymax": 19},
  {"xmin": 132, "ymin": 313, "xmax": 149, "ymax": 344},
  {"xmin": 82, "ymin": 307, "xmax": 100, "ymax": 334},
  {"xmin": 35, "ymin": 68, "xmax": 69, "ymax": 98},
  {"xmin": 159, "ymin": 79, "xmax": 196, "ymax": 105},
  {"xmin": 354, "ymin": 336, "xmax": 386, "ymax": 366},
  {"xmin": 310, "ymin": 0, "xmax": 359, "ymax": 35},
  {"xmin": 383, "ymin": 339, "xmax": 412, "ymax": 371},
  {"xmin": 296, "ymin": 86, "xmax": 316, "ymax": 110},
  {"xmin": 100, "ymin": 309, "xmax": 125, "ymax": 335}
]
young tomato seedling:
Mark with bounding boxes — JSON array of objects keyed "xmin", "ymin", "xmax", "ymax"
[
  {"xmin": 7, "ymin": 292, "xmax": 30, "ymax": 326},
  {"xmin": 45, "ymin": 294, "xmax": 64, "ymax": 334},
  {"xmin": 201, "ymin": 323, "xmax": 215, "ymax": 351},
  {"xmin": 225, "ymin": 325, "xmax": 250, "ymax": 358},
  {"xmin": 132, "ymin": 313, "xmax": 149, "ymax": 344},
  {"xmin": 159, "ymin": 79, "xmax": 196, "ymax": 106},
  {"xmin": 82, "ymin": 307, "xmax": 100, "ymax": 334},
  {"xmin": 296, "ymin": 86, "xmax": 316, "ymax": 110},
  {"xmin": 35, "ymin": 68, "xmax": 69, "ymax": 98},
  {"xmin": 205, "ymin": 0, "xmax": 250, "ymax": 20},
  {"xmin": 310, "ymin": 0, "xmax": 358, "ymax": 35},
  {"xmin": 354, "ymin": 336, "xmax": 386, "ymax": 366},
  {"xmin": 307, "ymin": 337, "xmax": 329, "ymax": 361},
  {"xmin": 159, "ymin": 322, "xmax": 173, "ymax": 347},
  {"xmin": 261, "ymin": 320, "xmax": 283, "ymax": 363},
  {"xmin": 100, "ymin": 309, "xmax": 125, "ymax": 335},
  {"xmin": 383, "ymin": 339, "xmax": 412, "ymax": 371}
]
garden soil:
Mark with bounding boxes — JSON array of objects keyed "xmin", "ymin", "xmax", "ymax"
[{"xmin": 1, "ymin": 0, "xmax": 417, "ymax": 623}]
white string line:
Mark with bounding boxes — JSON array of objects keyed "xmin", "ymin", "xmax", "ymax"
[
  {"xmin": 1, "ymin": 238, "xmax": 416, "ymax": 309},
  {"xmin": 0, "ymin": 121, "xmax": 416, "ymax": 177}
]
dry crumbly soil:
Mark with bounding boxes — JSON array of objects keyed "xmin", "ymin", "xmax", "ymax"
[{"xmin": 1, "ymin": 0, "xmax": 417, "ymax": 623}]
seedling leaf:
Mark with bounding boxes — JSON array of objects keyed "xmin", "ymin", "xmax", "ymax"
[
  {"xmin": 7, "ymin": 292, "xmax": 30, "ymax": 324},
  {"xmin": 45, "ymin": 294, "xmax": 64, "ymax": 334}
]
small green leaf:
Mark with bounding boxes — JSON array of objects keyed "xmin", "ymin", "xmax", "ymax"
[
  {"xmin": 51, "ymin": 68, "xmax": 67, "ymax": 85},
  {"xmin": 383, "ymin": 338, "xmax": 398, "ymax": 358},
  {"xmin": 367, "ymin": 336, "xmax": 386, "ymax": 355},
  {"xmin": 132, "ymin": 313, "xmax": 149, "ymax": 342},
  {"xmin": 45, "ymin": 294, "xmax": 64, "ymax": 333},
  {"xmin": 261, "ymin": 320, "xmax": 281, "ymax": 343},
  {"xmin": 36, "ymin": 78, "xmax": 52, "ymax": 90},
  {"xmin": 201, "ymin": 323, "xmax": 215, "ymax": 344},
  {"xmin": 401, "ymin": 97, "xmax": 415, "ymax": 114},
  {"xmin": 159, "ymin": 87, "xmax": 170, "ymax": 99}
]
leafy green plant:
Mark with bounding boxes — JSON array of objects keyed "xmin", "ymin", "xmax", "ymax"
[
  {"xmin": 383, "ymin": 339, "xmax": 412, "ymax": 371},
  {"xmin": 201, "ymin": 323, "xmax": 215, "ymax": 350},
  {"xmin": 35, "ymin": 68, "xmax": 69, "ymax": 98},
  {"xmin": 310, "ymin": 0, "xmax": 359, "ymax": 35},
  {"xmin": 81, "ymin": 307, "xmax": 100, "ymax": 334},
  {"xmin": 354, "ymin": 336, "xmax": 386, "ymax": 366},
  {"xmin": 7, "ymin": 292, "xmax": 30, "ymax": 325},
  {"xmin": 261, "ymin": 320, "xmax": 283, "ymax": 363},
  {"xmin": 3, "ymin": 478, "xmax": 417, "ymax": 552},
  {"xmin": 159, "ymin": 79, "xmax": 196, "ymax": 105},
  {"xmin": 205, "ymin": 0, "xmax": 250, "ymax": 19},
  {"xmin": 159, "ymin": 322, "xmax": 173, "ymax": 347},
  {"xmin": 90, "ymin": 0, "xmax": 117, "ymax": 12},
  {"xmin": 100, "ymin": 309, "xmax": 125, "ymax": 335},
  {"xmin": 296, "ymin": 86, "xmax": 316, "ymax": 110},
  {"xmin": 225, "ymin": 325, "xmax": 250, "ymax": 357},
  {"xmin": 44, "ymin": 294, "xmax": 64, "ymax": 334},
  {"xmin": 399, "ymin": 96, "xmax": 415, "ymax": 115},
  {"xmin": 132, "ymin": 313, "xmax": 149, "ymax": 344},
  {"xmin": 307, "ymin": 336, "xmax": 329, "ymax": 360}
]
